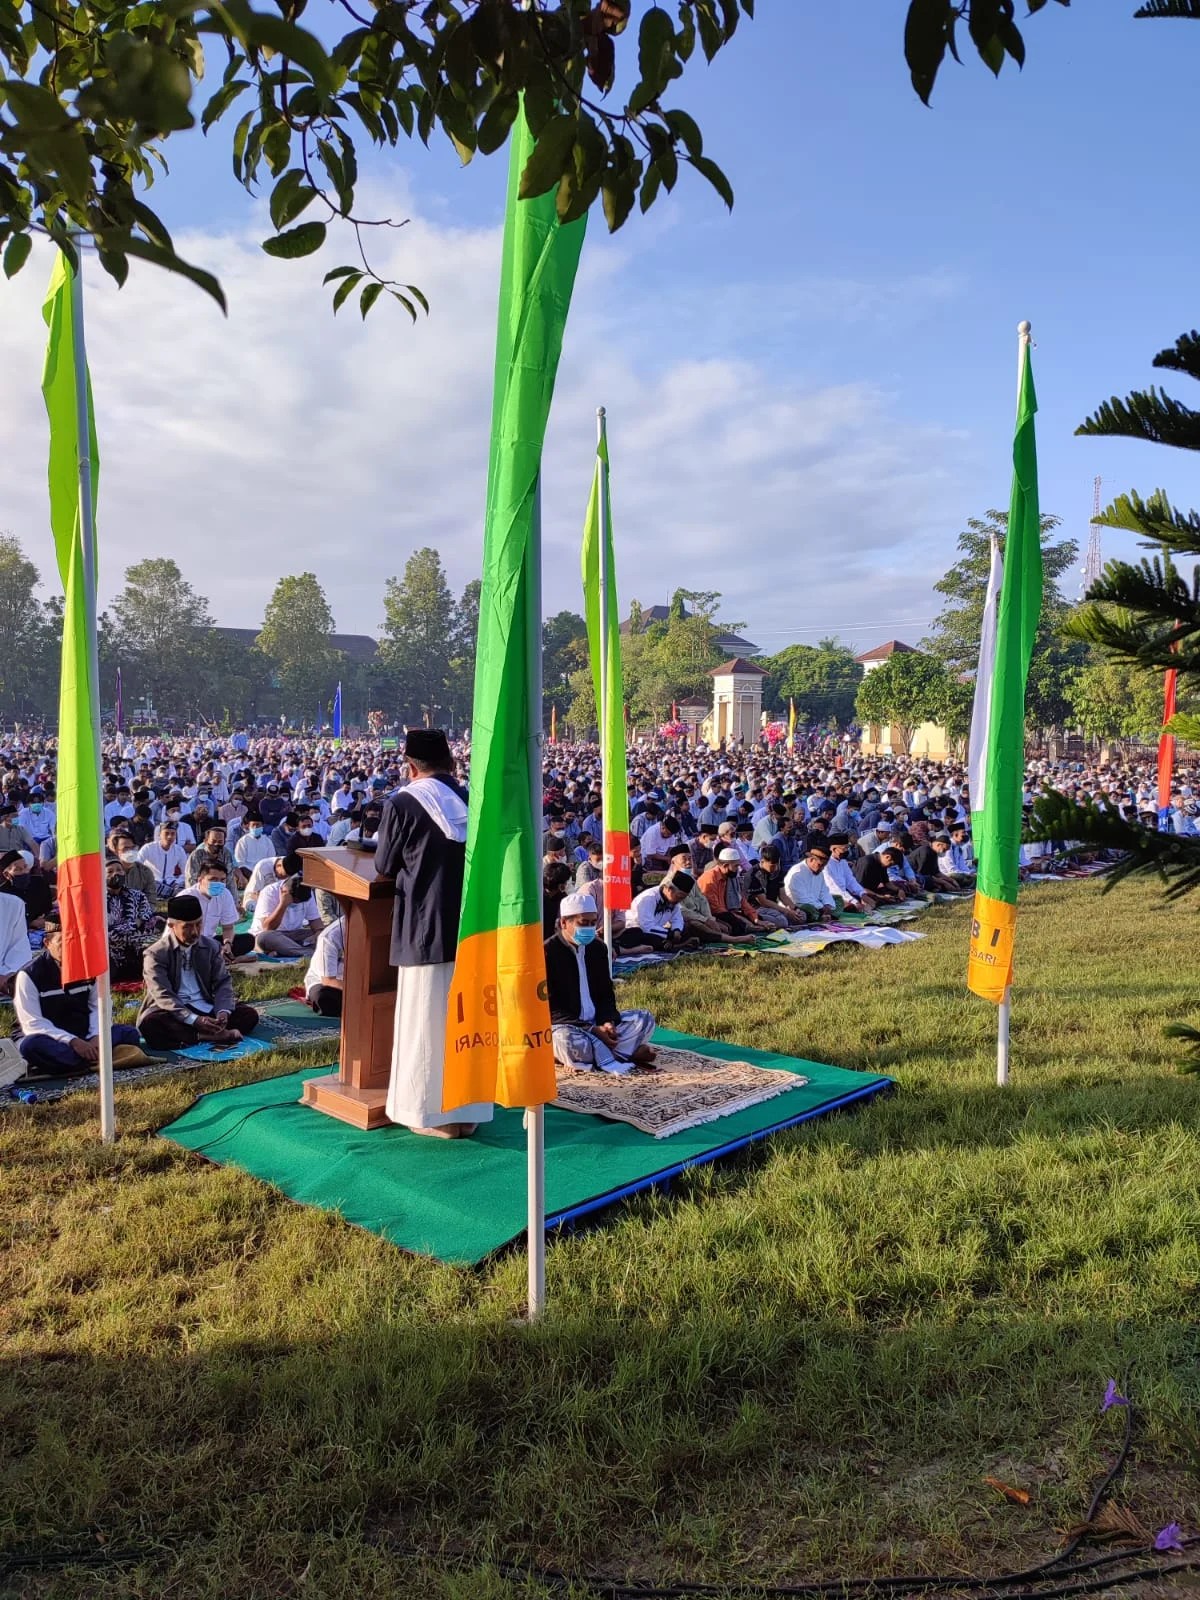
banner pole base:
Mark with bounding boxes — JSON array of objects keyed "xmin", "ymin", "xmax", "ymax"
[
  {"xmin": 525, "ymin": 1105, "xmax": 545, "ymax": 1320},
  {"xmin": 997, "ymin": 988, "xmax": 1011, "ymax": 1087},
  {"xmin": 98, "ymin": 967, "xmax": 116, "ymax": 1142}
]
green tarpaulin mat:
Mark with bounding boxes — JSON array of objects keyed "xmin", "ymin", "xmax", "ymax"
[{"xmin": 159, "ymin": 1030, "xmax": 891, "ymax": 1265}]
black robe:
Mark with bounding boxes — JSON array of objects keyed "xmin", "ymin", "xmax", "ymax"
[{"xmin": 373, "ymin": 775, "xmax": 468, "ymax": 967}]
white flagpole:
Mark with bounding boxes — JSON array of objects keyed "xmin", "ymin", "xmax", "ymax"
[
  {"xmin": 997, "ymin": 318, "xmax": 1031, "ymax": 1090},
  {"xmin": 596, "ymin": 407, "xmax": 615, "ymax": 963},
  {"xmin": 525, "ymin": 473, "xmax": 546, "ymax": 1319},
  {"xmin": 69, "ymin": 242, "xmax": 115, "ymax": 1142}
]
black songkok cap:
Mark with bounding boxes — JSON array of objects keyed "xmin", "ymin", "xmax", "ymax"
[
  {"xmin": 167, "ymin": 894, "xmax": 203, "ymax": 922},
  {"xmin": 405, "ymin": 729, "xmax": 452, "ymax": 765}
]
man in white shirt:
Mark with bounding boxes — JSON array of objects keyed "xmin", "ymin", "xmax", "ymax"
[
  {"xmin": 638, "ymin": 813, "xmax": 683, "ymax": 868},
  {"xmin": 242, "ymin": 853, "xmax": 280, "ymax": 912},
  {"xmin": 304, "ymin": 916, "xmax": 345, "ymax": 1015},
  {"xmin": 139, "ymin": 822, "xmax": 188, "ymax": 899},
  {"xmin": 11, "ymin": 919, "xmax": 143, "ymax": 1078},
  {"xmin": 625, "ymin": 877, "xmax": 692, "ymax": 951},
  {"xmin": 195, "ymin": 861, "xmax": 249, "ymax": 958},
  {"xmin": 822, "ymin": 834, "xmax": 872, "ymax": 911},
  {"xmin": 19, "ymin": 791, "xmax": 55, "ymax": 845},
  {"xmin": 234, "ymin": 814, "xmax": 274, "ymax": 877},
  {"xmin": 0, "ymin": 890, "xmax": 33, "ymax": 995},
  {"xmin": 784, "ymin": 842, "xmax": 837, "ymax": 921},
  {"xmin": 251, "ymin": 852, "xmax": 324, "ymax": 957}
]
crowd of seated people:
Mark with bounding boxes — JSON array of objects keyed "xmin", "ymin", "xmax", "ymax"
[{"xmin": 0, "ymin": 720, "xmax": 1185, "ymax": 1087}]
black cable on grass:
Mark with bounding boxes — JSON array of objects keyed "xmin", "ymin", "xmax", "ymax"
[
  {"xmin": 0, "ymin": 1380, "xmax": 1171, "ymax": 1600},
  {"xmin": 183, "ymin": 1097, "xmax": 302, "ymax": 1156},
  {"xmin": 375, "ymin": 1397, "xmax": 1163, "ymax": 1600}
]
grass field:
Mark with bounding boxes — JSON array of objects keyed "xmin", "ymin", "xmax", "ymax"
[{"xmin": 2, "ymin": 879, "xmax": 1199, "ymax": 1598}]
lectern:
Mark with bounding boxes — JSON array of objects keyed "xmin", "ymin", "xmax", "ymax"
[{"xmin": 297, "ymin": 845, "xmax": 396, "ymax": 1130}]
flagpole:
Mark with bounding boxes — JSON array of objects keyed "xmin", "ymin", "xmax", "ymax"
[
  {"xmin": 596, "ymin": 407, "xmax": 615, "ymax": 962},
  {"xmin": 70, "ymin": 242, "xmax": 115, "ymax": 1142},
  {"xmin": 526, "ymin": 475, "xmax": 546, "ymax": 1321},
  {"xmin": 997, "ymin": 318, "xmax": 1031, "ymax": 1090}
]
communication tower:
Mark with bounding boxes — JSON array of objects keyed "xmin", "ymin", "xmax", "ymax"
[{"xmin": 1081, "ymin": 475, "xmax": 1103, "ymax": 594}]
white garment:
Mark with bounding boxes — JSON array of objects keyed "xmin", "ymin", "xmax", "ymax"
[
  {"xmin": 402, "ymin": 777, "xmax": 468, "ymax": 841},
  {"xmin": 305, "ymin": 917, "xmax": 344, "ymax": 995},
  {"xmin": 13, "ymin": 968, "xmax": 95, "ymax": 1043},
  {"xmin": 630, "ymin": 886, "xmax": 684, "ymax": 937},
  {"xmin": 198, "ymin": 884, "xmax": 240, "ymax": 938},
  {"xmin": 242, "ymin": 854, "xmax": 280, "ymax": 910},
  {"xmin": 234, "ymin": 832, "xmax": 275, "ymax": 869},
  {"xmin": 177, "ymin": 948, "xmax": 213, "ymax": 1015},
  {"xmin": 385, "ymin": 961, "xmax": 493, "ymax": 1129},
  {"xmin": 822, "ymin": 855, "xmax": 863, "ymax": 905},
  {"xmin": 574, "ymin": 942, "xmax": 595, "ymax": 1023},
  {"xmin": 784, "ymin": 861, "xmax": 834, "ymax": 912},
  {"xmin": 140, "ymin": 840, "xmax": 187, "ymax": 885},
  {"xmin": 251, "ymin": 878, "xmax": 318, "ymax": 935}
]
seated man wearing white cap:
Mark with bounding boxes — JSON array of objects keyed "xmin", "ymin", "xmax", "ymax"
[{"xmin": 543, "ymin": 893, "xmax": 657, "ymax": 1073}]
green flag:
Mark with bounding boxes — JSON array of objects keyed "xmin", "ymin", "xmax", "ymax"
[
  {"xmin": 968, "ymin": 337, "xmax": 1042, "ymax": 1003},
  {"xmin": 43, "ymin": 250, "xmax": 107, "ymax": 983},
  {"xmin": 444, "ymin": 109, "xmax": 586, "ymax": 1110},
  {"xmin": 581, "ymin": 419, "xmax": 631, "ymax": 910}
]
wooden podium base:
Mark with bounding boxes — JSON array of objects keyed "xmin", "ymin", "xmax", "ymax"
[{"xmin": 302, "ymin": 1073, "xmax": 390, "ymax": 1131}]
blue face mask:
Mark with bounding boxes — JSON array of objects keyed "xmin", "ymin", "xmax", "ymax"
[
  {"xmin": 249, "ymin": 826, "xmax": 263, "ymax": 837},
  {"xmin": 205, "ymin": 880, "xmax": 225, "ymax": 899},
  {"xmin": 573, "ymin": 925, "xmax": 598, "ymax": 947}
]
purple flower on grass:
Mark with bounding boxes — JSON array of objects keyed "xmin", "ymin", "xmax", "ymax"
[
  {"xmin": 1101, "ymin": 1379, "xmax": 1129, "ymax": 1412},
  {"xmin": 1154, "ymin": 1523, "xmax": 1184, "ymax": 1553}
]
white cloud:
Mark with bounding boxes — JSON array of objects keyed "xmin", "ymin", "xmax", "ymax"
[{"xmin": 0, "ymin": 186, "xmax": 972, "ymax": 654}]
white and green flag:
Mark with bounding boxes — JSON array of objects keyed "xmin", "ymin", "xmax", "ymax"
[{"xmin": 967, "ymin": 339, "xmax": 1042, "ymax": 1004}]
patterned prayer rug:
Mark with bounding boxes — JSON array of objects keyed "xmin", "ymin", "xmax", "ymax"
[{"xmin": 553, "ymin": 1044, "xmax": 807, "ymax": 1138}]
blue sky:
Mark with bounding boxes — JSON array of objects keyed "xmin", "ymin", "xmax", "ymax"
[{"xmin": 3, "ymin": 2, "xmax": 1199, "ymax": 650}]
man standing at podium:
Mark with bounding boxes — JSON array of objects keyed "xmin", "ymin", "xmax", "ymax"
[{"xmin": 374, "ymin": 729, "xmax": 493, "ymax": 1138}]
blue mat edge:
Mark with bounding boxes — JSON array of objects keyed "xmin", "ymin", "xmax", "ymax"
[
  {"xmin": 158, "ymin": 1041, "xmax": 895, "ymax": 1261},
  {"xmin": 544, "ymin": 1077, "xmax": 893, "ymax": 1237}
]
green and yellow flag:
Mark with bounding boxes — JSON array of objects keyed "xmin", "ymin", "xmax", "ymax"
[
  {"xmin": 967, "ymin": 337, "xmax": 1042, "ymax": 1003},
  {"xmin": 443, "ymin": 110, "xmax": 585, "ymax": 1110},
  {"xmin": 42, "ymin": 251, "xmax": 107, "ymax": 983},
  {"xmin": 581, "ymin": 419, "xmax": 631, "ymax": 911}
]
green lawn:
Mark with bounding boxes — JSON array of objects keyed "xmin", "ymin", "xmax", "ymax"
[{"xmin": 2, "ymin": 880, "xmax": 1199, "ymax": 1598}]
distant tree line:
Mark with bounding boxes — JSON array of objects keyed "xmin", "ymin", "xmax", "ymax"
[{"xmin": 0, "ymin": 538, "xmax": 485, "ymax": 730}]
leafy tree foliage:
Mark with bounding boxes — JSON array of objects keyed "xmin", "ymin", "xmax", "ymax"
[
  {"xmin": 447, "ymin": 577, "xmax": 482, "ymax": 724},
  {"xmin": 622, "ymin": 587, "xmax": 729, "ymax": 724},
  {"xmin": 0, "ymin": 0, "xmax": 753, "ymax": 312},
  {"xmin": 1065, "ymin": 655, "xmax": 1190, "ymax": 746},
  {"xmin": 923, "ymin": 509, "xmax": 1076, "ymax": 673},
  {"xmin": 0, "ymin": 533, "xmax": 54, "ymax": 719},
  {"xmin": 379, "ymin": 545, "xmax": 456, "ymax": 725},
  {"xmin": 923, "ymin": 508, "xmax": 1084, "ymax": 731},
  {"xmin": 903, "ymin": 0, "xmax": 1071, "ymax": 104},
  {"xmin": 854, "ymin": 650, "xmax": 953, "ymax": 757},
  {"xmin": 256, "ymin": 571, "xmax": 340, "ymax": 720},
  {"xmin": 760, "ymin": 639, "xmax": 862, "ymax": 727},
  {"xmin": 543, "ymin": 608, "xmax": 587, "ymax": 727},
  {"xmin": 108, "ymin": 556, "xmax": 218, "ymax": 717},
  {"xmin": 0, "ymin": 0, "xmax": 1135, "ymax": 312}
]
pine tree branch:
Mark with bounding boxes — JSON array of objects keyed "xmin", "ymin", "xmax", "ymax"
[
  {"xmin": 1027, "ymin": 794, "xmax": 1200, "ymax": 901},
  {"xmin": 1077, "ymin": 388, "xmax": 1200, "ymax": 452},
  {"xmin": 1152, "ymin": 328, "xmax": 1200, "ymax": 380},
  {"xmin": 1096, "ymin": 490, "xmax": 1200, "ymax": 557},
  {"xmin": 1068, "ymin": 562, "xmax": 1200, "ymax": 677},
  {"xmin": 1134, "ymin": 0, "xmax": 1200, "ymax": 19}
]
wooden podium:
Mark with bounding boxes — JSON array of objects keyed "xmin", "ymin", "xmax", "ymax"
[{"xmin": 297, "ymin": 846, "xmax": 396, "ymax": 1130}]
